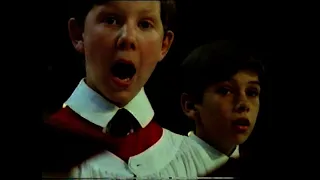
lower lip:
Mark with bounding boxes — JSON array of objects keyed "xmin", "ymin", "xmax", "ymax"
[
  {"xmin": 111, "ymin": 76, "xmax": 134, "ymax": 88},
  {"xmin": 232, "ymin": 125, "xmax": 249, "ymax": 133}
]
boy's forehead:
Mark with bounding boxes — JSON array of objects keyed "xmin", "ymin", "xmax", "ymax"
[
  {"xmin": 95, "ymin": 1, "xmax": 161, "ymax": 13},
  {"xmin": 229, "ymin": 70, "xmax": 260, "ymax": 86},
  {"xmin": 234, "ymin": 71, "xmax": 259, "ymax": 81},
  {"xmin": 209, "ymin": 70, "xmax": 260, "ymax": 86}
]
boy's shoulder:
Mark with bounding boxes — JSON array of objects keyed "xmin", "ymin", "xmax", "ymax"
[
  {"xmin": 42, "ymin": 107, "xmax": 109, "ymax": 173},
  {"xmin": 157, "ymin": 129, "xmax": 225, "ymax": 176},
  {"xmin": 181, "ymin": 132, "xmax": 233, "ymax": 176}
]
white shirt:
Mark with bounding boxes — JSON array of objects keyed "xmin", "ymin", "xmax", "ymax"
[
  {"xmin": 62, "ymin": 79, "xmax": 230, "ymax": 178},
  {"xmin": 188, "ymin": 131, "xmax": 240, "ymax": 173}
]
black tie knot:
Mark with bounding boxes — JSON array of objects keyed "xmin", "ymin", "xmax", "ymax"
[{"xmin": 106, "ymin": 108, "xmax": 141, "ymax": 137}]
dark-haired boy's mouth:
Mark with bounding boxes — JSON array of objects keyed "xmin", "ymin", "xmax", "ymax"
[
  {"xmin": 232, "ymin": 118, "xmax": 250, "ymax": 126},
  {"xmin": 231, "ymin": 118, "xmax": 250, "ymax": 133},
  {"xmin": 110, "ymin": 60, "xmax": 136, "ymax": 87}
]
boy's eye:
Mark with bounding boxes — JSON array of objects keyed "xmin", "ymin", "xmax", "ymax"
[
  {"xmin": 139, "ymin": 20, "xmax": 153, "ymax": 29},
  {"xmin": 104, "ymin": 17, "xmax": 117, "ymax": 25},
  {"xmin": 246, "ymin": 89, "xmax": 260, "ymax": 97},
  {"xmin": 216, "ymin": 87, "xmax": 232, "ymax": 96}
]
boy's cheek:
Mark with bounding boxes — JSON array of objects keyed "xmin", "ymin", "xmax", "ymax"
[{"xmin": 141, "ymin": 47, "xmax": 162, "ymax": 62}]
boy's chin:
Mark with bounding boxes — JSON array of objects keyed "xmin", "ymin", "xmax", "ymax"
[
  {"xmin": 101, "ymin": 86, "xmax": 141, "ymax": 108},
  {"xmin": 233, "ymin": 134, "xmax": 250, "ymax": 145},
  {"xmin": 87, "ymin": 77, "xmax": 141, "ymax": 107},
  {"xmin": 105, "ymin": 91, "xmax": 138, "ymax": 107}
]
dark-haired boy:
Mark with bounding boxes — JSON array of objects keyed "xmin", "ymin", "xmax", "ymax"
[{"xmin": 180, "ymin": 41, "xmax": 265, "ymax": 177}]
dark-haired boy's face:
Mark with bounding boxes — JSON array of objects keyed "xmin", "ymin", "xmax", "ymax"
[
  {"xmin": 68, "ymin": 1, "xmax": 174, "ymax": 107},
  {"xmin": 195, "ymin": 70, "xmax": 260, "ymax": 150}
]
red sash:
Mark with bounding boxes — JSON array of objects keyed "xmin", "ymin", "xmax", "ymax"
[{"xmin": 43, "ymin": 107, "xmax": 163, "ymax": 172}]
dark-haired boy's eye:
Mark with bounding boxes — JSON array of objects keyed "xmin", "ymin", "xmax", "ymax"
[
  {"xmin": 246, "ymin": 88, "xmax": 260, "ymax": 97},
  {"xmin": 104, "ymin": 16, "xmax": 117, "ymax": 25},
  {"xmin": 216, "ymin": 87, "xmax": 232, "ymax": 96},
  {"xmin": 139, "ymin": 20, "xmax": 153, "ymax": 29}
]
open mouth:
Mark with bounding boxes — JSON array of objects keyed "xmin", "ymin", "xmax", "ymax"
[
  {"xmin": 232, "ymin": 118, "xmax": 250, "ymax": 126},
  {"xmin": 231, "ymin": 118, "xmax": 250, "ymax": 133},
  {"xmin": 111, "ymin": 60, "xmax": 136, "ymax": 81}
]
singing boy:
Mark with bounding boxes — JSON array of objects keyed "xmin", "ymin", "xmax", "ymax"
[{"xmin": 43, "ymin": 1, "xmax": 219, "ymax": 178}]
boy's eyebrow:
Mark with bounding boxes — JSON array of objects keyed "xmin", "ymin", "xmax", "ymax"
[
  {"xmin": 227, "ymin": 79, "xmax": 260, "ymax": 87},
  {"xmin": 248, "ymin": 81, "xmax": 260, "ymax": 86}
]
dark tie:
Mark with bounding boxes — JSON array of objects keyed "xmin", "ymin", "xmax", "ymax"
[{"xmin": 106, "ymin": 108, "xmax": 141, "ymax": 137}]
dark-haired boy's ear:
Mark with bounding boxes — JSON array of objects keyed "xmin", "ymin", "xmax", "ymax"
[
  {"xmin": 68, "ymin": 18, "xmax": 84, "ymax": 54},
  {"xmin": 159, "ymin": 30, "xmax": 174, "ymax": 62},
  {"xmin": 180, "ymin": 93, "xmax": 200, "ymax": 121}
]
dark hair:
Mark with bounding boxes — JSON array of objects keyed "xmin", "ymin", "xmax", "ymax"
[
  {"xmin": 180, "ymin": 40, "xmax": 265, "ymax": 103},
  {"xmin": 67, "ymin": 0, "xmax": 176, "ymax": 32}
]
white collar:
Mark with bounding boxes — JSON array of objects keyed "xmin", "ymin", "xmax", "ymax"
[
  {"xmin": 188, "ymin": 131, "xmax": 240, "ymax": 159},
  {"xmin": 64, "ymin": 79, "xmax": 154, "ymax": 128}
]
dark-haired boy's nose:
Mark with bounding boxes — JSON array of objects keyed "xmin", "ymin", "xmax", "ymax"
[
  {"xmin": 116, "ymin": 24, "xmax": 137, "ymax": 51},
  {"xmin": 234, "ymin": 93, "xmax": 250, "ymax": 113},
  {"xmin": 234, "ymin": 102, "xmax": 249, "ymax": 113}
]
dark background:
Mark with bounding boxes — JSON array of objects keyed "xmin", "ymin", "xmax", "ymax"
[{"xmin": 42, "ymin": 1, "xmax": 273, "ymax": 170}]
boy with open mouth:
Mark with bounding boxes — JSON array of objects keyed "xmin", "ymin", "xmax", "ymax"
[
  {"xmin": 42, "ymin": 0, "xmax": 220, "ymax": 178},
  {"xmin": 180, "ymin": 40, "xmax": 265, "ymax": 177}
]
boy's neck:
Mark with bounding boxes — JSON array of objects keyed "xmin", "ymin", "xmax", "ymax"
[{"xmin": 196, "ymin": 131, "xmax": 236, "ymax": 156}]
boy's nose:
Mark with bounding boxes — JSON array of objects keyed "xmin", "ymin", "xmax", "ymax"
[
  {"xmin": 116, "ymin": 24, "xmax": 137, "ymax": 51},
  {"xmin": 234, "ymin": 93, "xmax": 250, "ymax": 113},
  {"xmin": 234, "ymin": 102, "xmax": 249, "ymax": 113}
]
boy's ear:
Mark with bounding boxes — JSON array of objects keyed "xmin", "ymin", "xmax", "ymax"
[
  {"xmin": 68, "ymin": 18, "xmax": 84, "ymax": 54},
  {"xmin": 159, "ymin": 30, "xmax": 174, "ymax": 62},
  {"xmin": 181, "ymin": 93, "xmax": 200, "ymax": 121}
]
